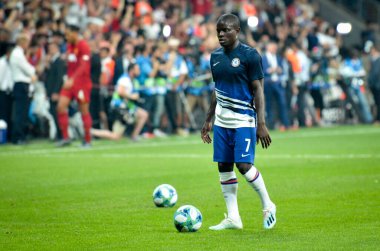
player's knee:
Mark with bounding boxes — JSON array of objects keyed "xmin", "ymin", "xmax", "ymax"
[
  {"xmin": 141, "ymin": 109, "xmax": 148, "ymax": 120},
  {"xmin": 218, "ymin": 162, "xmax": 234, "ymax": 172},
  {"xmin": 236, "ymin": 163, "xmax": 252, "ymax": 175},
  {"xmin": 57, "ymin": 97, "xmax": 69, "ymax": 113},
  {"xmin": 79, "ymin": 104, "xmax": 90, "ymax": 114},
  {"xmin": 112, "ymin": 133, "xmax": 123, "ymax": 140},
  {"xmin": 137, "ymin": 109, "xmax": 149, "ymax": 123}
]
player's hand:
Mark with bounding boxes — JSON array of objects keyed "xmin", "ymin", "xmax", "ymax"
[
  {"xmin": 51, "ymin": 93, "xmax": 60, "ymax": 101},
  {"xmin": 63, "ymin": 78, "xmax": 73, "ymax": 90},
  {"xmin": 201, "ymin": 121, "xmax": 212, "ymax": 144},
  {"xmin": 31, "ymin": 75, "xmax": 38, "ymax": 83},
  {"xmin": 256, "ymin": 123, "xmax": 271, "ymax": 149}
]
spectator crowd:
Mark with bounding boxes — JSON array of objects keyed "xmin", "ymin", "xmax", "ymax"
[{"xmin": 0, "ymin": 0, "xmax": 379, "ymax": 144}]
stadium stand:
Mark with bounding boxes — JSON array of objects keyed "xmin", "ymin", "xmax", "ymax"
[{"xmin": 0, "ymin": 0, "xmax": 379, "ymax": 143}]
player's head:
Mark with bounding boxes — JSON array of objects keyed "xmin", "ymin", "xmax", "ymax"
[
  {"xmin": 290, "ymin": 41, "xmax": 300, "ymax": 51},
  {"xmin": 266, "ymin": 42, "xmax": 278, "ymax": 54},
  {"xmin": 123, "ymin": 42, "xmax": 135, "ymax": 56},
  {"xmin": 65, "ymin": 24, "xmax": 80, "ymax": 43},
  {"xmin": 168, "ymin": 38, "xmax": 180, "ymax": 52},
  {"xmin": 128, "ymin": 62, "xmax": 140, "ymax": 77},
  {"xmin": 99, "ymin": 42, "xmax": 111, "ymax": 59},
  {"xmin": 350, "ymin": 49, "xmax": 360, "ymax": 59},
  {"xmin": 370, "ymin": 43, "xmax": 380, "ymax": 56},
  {"xmin": 16, "ymin": 33, "xmax": 30, "ymax": 50},
  {"xmin": 48, "ymin": 41, "xmax": 60, "ymax": 55},
  {"xmin": 216, "ymin": 14, "xmax": 240, "ymax": 49}
]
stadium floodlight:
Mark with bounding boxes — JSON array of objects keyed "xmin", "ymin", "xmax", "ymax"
[
  {"xmin": 247, "ymin": 16, "xmax": 259, "ymax": 28},
  {"xmin": 336, "ymin": 22, "xmax": 352, "ymax": 34},
  {"xmin": 163, "ymin": 25, "xmax": 171, "ymax": 38}
]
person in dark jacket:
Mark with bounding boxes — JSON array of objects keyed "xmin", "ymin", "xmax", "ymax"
[
  {"xmin": 44, "ymin": 41, "xmax": 66, "ymax": 140},
  {"xmin": 262, "ymin": 42, "xmax": 289, "ymax": 130},
  {"xmin": 368, "ymin": 44, "xmax": 380, "ymax": 123}
]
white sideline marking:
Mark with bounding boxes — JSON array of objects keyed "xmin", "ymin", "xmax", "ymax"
[
  {"xmin": 273, "ymin": 128, "xmax": 380, "ymax": 139},
  {"xmin": 0, "ymin": 127, "xmax": 379, "ymax": 156},
  {"xmin": 0, "ymin": 140, "xmax": 200, "ymax": 156},
  {"xmin": 35, "ymin": 153, "xmax": 380, "ymax": 159}
]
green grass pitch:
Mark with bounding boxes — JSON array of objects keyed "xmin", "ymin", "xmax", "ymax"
[{"xmin": 0, "ymin": 125, "xmax": 379, "ymax": 250}]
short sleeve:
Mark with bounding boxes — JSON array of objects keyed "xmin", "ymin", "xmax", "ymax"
[
  {"xmin": 117, "ymin": 77, "xmax": 133, "ymax": 94},
  {"xmin": 79, "ymin": 41, "xmax": 91, "ymax": 61},
  {"xmin": 210, "ymin": 53, "xmax": 216, "ymax": 81},
  {"xmin": 247, "ymin": 50, "xmax": 264, "ymax": 82}
]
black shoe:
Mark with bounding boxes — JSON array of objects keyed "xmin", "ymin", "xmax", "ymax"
[
  {"xmin": 56, "ymin": 139, "xmax": 71, "ymax": 147},
  {"xmin": 81, "ymin": 142, "xmax": 92, "ymax": 148}
]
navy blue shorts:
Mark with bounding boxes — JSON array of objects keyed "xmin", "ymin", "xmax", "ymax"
[{"xmin": 213, "ymin": 125, "xmax": 256, "ymax": 164}]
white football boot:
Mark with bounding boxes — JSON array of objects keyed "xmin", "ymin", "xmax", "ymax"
[
  {"xmin": 263, "ymin": 203, "xmax": 276, "ymax": 229},
  {"xmin": 209, "ymin": 214, "xmax": 243, "ymax": 230}
]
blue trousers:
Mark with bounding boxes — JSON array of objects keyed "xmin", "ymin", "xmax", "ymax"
[{"xmin": 264, "ymin": 81, "xmax": 289, "ymax": 129}]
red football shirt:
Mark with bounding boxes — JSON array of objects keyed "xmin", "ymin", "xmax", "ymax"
[{"xmin": 66, "ymin": 39, "xmax": 92, "ymax": 88}]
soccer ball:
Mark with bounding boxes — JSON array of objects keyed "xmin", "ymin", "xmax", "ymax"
[
  {"xmin": 173, "ymin": 205, "xmax": 202, "ymax": 232},
  {"xmin": 152, "ymin": 184, "xmax": 177, "ymax": 207}
]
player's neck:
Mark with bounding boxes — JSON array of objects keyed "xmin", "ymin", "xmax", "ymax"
[
  {"xmin": 223, "ymin": 40, "xmax": 240, "ymax": 52},
  {"xmin": 71, "ymin": 37, "xmax": 79, "ymax": 44}
]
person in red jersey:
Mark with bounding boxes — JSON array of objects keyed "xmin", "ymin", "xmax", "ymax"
[{"xmin": 56, "ymin": 24, "xmax": 93, "ymax": 147}]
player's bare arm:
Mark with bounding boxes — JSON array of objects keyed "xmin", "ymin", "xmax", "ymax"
[
  {"xmin": 201, "ymin": 91, "xmax": 216, "ymax": 144},
  {"xmin": 251, "ymin": 78, "xmax": 271, "ymax": 149},
  {"xmin": 173, "ymin": 73, "xmax": 186, "ymax": 91}
]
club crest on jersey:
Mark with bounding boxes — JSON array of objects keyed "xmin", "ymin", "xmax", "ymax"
[{"xmin": 231, "ymin": 58, "xmax": 240, "ymax": 67}]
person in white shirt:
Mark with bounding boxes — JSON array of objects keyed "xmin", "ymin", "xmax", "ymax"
[
  {"xmin": 0, "ymin": 43, "xmax": 14, "ymax": 141},
  {"xmin": 9, "ymin": 34, "xmax": 37, "ymax": 144}
]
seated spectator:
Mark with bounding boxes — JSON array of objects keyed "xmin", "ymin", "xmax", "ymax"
[{"xmin": 91, "ymin": 63, "xmax": 148, "ymax": 141}]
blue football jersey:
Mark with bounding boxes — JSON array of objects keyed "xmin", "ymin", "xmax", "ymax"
[{"xmin": 210, "ymin": 43, "xmax": 264, "ymax": 128}]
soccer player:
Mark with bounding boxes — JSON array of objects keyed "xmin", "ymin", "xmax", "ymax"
[
  {"xmin": 201, "ymin": 14, "xmax": 276, "ymax": 230},
  {"xmin": 57, "ymin": 24, "xmax": 93, "ymax": 147}
]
